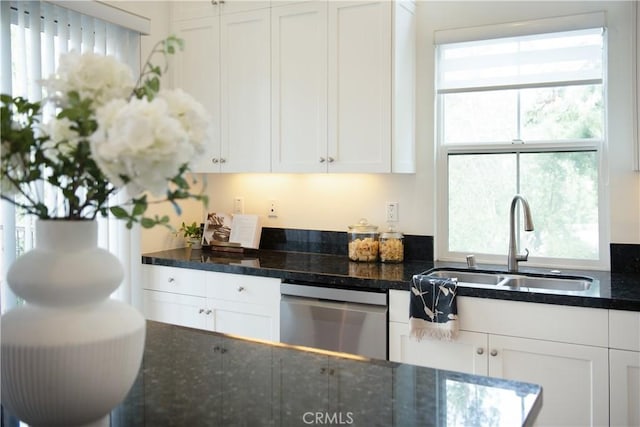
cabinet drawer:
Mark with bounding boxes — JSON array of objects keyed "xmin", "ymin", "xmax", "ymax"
[
  {"xmin": 459, "ymin": 297, "xmax": 608, "ymax": 347},
  {"xmin": 143, "ymin": 265, "xmax": 207, "ymax": 297},
  {"xmin": 610, "ymin": 310, "xmax": 640, "ymax": 351},
  {"xmin": 388, "ymin": 291, "xmax": 608, "ymax": 347},
  {"xmin": 206, "ymin": 272, "xmax": 280, "ymax": 305}
]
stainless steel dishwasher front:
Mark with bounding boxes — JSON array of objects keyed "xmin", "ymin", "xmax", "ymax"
[{"xmin": 280, "ymin": 282, "xmax": 388, "ymax": 360}]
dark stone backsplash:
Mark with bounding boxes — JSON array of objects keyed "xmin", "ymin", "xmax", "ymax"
[
  {"xmin": 259, "ymin": 227, "xmax": 434, "ymax": 262},
  {"xmin": 611, "ymin": 243, "xmax": 640, "ymax": 273},
  {"xmin": 258, "ymin": 229, "xmax": 640, "ymax": 272}
]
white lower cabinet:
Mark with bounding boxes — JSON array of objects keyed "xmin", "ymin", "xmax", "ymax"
[
  {"xmin": 389, "ymin": 322, "xmax": 488, "ymax": 375},
  {"xmin": 609, "ymin": 309, "xmax": 640, "ymax": 427},
  {"xmin": 389, "ymin": 291, "xmax": 610, "ymax": 427},
  {"xmin": 143, "ymin": 265, "xmax": 280, "ymax": 341},
  {"xmin": 488, "ymin": 334, "xmax": 609, "ymax": 427}
]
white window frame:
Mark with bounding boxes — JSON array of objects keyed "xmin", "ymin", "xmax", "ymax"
[{"xmin": 435, "ymin": 14, "xmax": 611, "ymax": 271}]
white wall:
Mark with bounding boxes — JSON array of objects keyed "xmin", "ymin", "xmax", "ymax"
[{"xmin": 132, "ymin": 1, "xmax": 640, "ymax": 261}]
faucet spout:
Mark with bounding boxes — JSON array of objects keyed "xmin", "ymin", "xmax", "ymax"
[{"xmin": 508, "ymin": 194, "xmax": 534, "ymax": 272}]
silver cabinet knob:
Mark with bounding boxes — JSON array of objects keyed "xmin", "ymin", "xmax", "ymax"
[
  {"xmin": 476, "ymin": 348, "xmax": 484, "ymax": 355},
  {"xmin": 327, "ymin": 157, "xmax": 335, "ymax": 163},
  {"xmin": 319, "ymin": 157, "xmax": 326, "ymax": 163},
  {"xmin": 205, "ymin": 309, "xmax": 212, "ymax": 315},
  {"xmin": 198, "ymin": 308, "xmax": 205, "ymax": 314},
  {"xmin": 168, "ymin": 277, "xmax": 175, "ymax": 283},
  {"xmin": 212, "ymin": 158, "xmax": 219, "ymax": 164},
  {"xmin": 220, "ymin": 158, "xmax": 226, "ymax": 164},
  {"xmin": 490, "ymin": 349, "xmax": 498, "ymax": 357},
  {"xmin": 237, "ymin": 286, "xmax": 245, "ymax": 292},
  {"xmin": 211, "ymin": 0, "xmax": 217, "ymax": 4}
]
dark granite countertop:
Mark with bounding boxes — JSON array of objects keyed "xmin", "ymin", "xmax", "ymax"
[
  {"xmin": 142, "ymin": 248, "xmax": 640, "ymax": 311},
  {"xmin": 105, "ymin": 321, "xmax": 541, "ymax": 426}
]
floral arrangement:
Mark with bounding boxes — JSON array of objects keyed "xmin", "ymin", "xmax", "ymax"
[{"xmin": 0, "ymin": 36, "xmax": 208, "ymax": 228}]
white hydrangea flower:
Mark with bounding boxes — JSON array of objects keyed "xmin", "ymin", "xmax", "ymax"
[
  {"xmin": 41, "ymin": 117, "xmax": 81, "ymax": 160},
  {"xmin": 42, "ymin": 51, "xmax": 134, "ymax": 108},
  {"xmin": 91, "ymin": 96, "xmax": 196, "ymax": 196},
  {"xmin": 156, "ymin": 88, "xmax": 210, "ymax": 158}
]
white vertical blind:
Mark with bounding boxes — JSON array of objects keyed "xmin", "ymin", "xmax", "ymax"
[{"xmin": 1, "ymin": 1, "xmax": 142, "ymax": 311}]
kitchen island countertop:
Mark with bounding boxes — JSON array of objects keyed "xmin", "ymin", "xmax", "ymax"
[
  {"xmin": 102, "ymin": 321, "xmax": 541, "ymax": 426},
  {"xmin": 142, "ymin": 248, "xmax": 640, "ymax": 311}
]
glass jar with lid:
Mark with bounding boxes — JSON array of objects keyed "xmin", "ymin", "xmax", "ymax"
[
  {"xmin": 347, "ymin": 219, "xmax": 379, "ymax": 262},
  {"xmin": 379, "ymin": 226, "xmax": 404, "ymax": 263}
]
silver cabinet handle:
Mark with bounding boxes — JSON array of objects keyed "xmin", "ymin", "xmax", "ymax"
[
  {"xmin": 220, "ymin": 158, "xmax": 226, "ymax": 164},
  {"xmin": 168, "ymin": 277, "xmax": 175, "ymax": 283},
  {"xmin": 237, "ymin": 286, "xmax": 245, "ymax": 292},
  {"xmin": 327, "ymin": 157, "xmax": 335, "ymax": 163},
  {"xmin": 205, "ymin": 309, "xmax": 212, "ymax": 315},
  {"xmin": 212, "ymin": 158, "xmax": 219, "ymax": 164},
  {"xmin": 476, "ymin": 348, "xmax": 484, "ymax": 355},
  {"xmin": 198, "ymin": 308, "xmax": 205, "ymax": 314},
  {"xmin": 319, "ymin": 157, "xmax": 326, "ymax": 163},
  {"xmin": 490, "ymin": 349, "xmax": 498, "ymax": 357}
]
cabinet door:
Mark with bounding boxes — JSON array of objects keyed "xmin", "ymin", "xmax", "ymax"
[
  {"xmin": 331, "ymin": 358, "xmax": 393, "ymax": 426},
  {"xmin": 209, "ymin": 298, "xmax": 279, "ymax": 341},
  {"xmin": 328, "ymin": 1, "xmax": 391, "ymax": 173},
  {"xmin": 172, "ymin": 17, "xmax": 221, "ymax": 173},
  {"xmin": 171, "ymin": 328, "xmax": 224, "ymax": 425},
  {"xmin": 271, "ymin": 2, "xmax": 328, "ymax": 173},
  {"xmin": 610, "ymin": 349, "xmax": 640, "ymax": 427},
  {"xmin": 273, "ymin": 347, "xmax": 330, "ymax": 425},
  {"xmin": 220, "ymin": 9, "xmax": 271, "ymax": 172},
  {"xmin": 389, "ymin": 321, "xmax": 489, "ymax": 376},
  {"xmin": 143, "ymin": 289, "xmax": 209, "ymax": 330},
  {"xmin": 488, "ymin": 334, "xmax": 609, "ymax": 427},
  {"xmin": 221, "ymin": 338, "xmax": 275, "ymax": 425}
]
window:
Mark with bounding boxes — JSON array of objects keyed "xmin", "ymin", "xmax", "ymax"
[
  {"xmin": 436, "ymin": 18, "xmax": 606, "ymax": 269},
  {"xmin": 1, "ymin": 1, "xmax": 143, "ymax": 312}
]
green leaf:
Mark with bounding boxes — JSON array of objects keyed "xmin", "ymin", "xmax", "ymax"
[
  {"xmin": 110, "ymin": 206, "xmax": 129, "ymax": 219},
  {"xmin": 140, "ymin": 217, "xmax": 156, "ymax": 228},
  {"xmin": 132, "ymin": 197, "xmax": 148, "ymax": 216}
]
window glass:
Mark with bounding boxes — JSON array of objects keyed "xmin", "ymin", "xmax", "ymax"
[
  {"xmin": 520, "ymin": 151, "xmax": 598, "ymax": 259},
  {"xmin": 448, "ymin": 154, "xmax": 516, "ymax": 254}
]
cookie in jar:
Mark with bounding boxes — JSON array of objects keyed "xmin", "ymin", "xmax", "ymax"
[
  {"xmin": 379, "ymin": 227, "xmax": 404, "ymax": 263},
  {"xmin": 347, "ymin": 219, "xmax": 379, "ymax": 262}
]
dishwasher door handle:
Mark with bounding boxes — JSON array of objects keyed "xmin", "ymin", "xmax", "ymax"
[
  {"xmin": 280, "ymin": 283, "xmax": 387, "ymax": 306},
  {"xmin": 280, "ymin": 294, "xmax": 388, "ymax": 315}
]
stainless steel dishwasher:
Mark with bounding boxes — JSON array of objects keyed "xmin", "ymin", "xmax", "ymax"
[{"xmin": 280, "ymin": 282, "xmax": 388, "ymax": 359}]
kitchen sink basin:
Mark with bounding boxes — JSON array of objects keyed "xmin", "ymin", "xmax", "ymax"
[{"xmin": 425, "ymin": 268, "xmax": 593, "ymax": 293}]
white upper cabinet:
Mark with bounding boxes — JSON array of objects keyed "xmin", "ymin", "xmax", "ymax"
[
  {"xmin": 172, "ymin": 16, "xmax": 221, "ymax": 174},
  {"xmin": 171, "ymin": 2, "xmax": 270, "ymax": 173},
  {"xmin": 274, "ymin": 0, "xmax": 416, "ymax": 173},
  {"xmin": 174, "ymin": 1, "xmax": 415, "ymax": 174},
  {"xmin": 328, "ymin": 1, "xmax": 392, "ymax": 173},
  {"xmin": 219, "ymin": 9, "xmax": 271, "ymax": 172},
  {"xmin": 271, "ymin": 2, "xmax": 328, "ymax": 173}
]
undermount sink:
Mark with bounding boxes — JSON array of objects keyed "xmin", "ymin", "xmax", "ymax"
[{"xmin": 426, "ymin": 268, "xmax": 593, "ymax": 293}]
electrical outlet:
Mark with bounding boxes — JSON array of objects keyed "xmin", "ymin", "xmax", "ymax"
[
  {"xmin": 233, "ymin": 197, "xmax": 244, "ymax": 214},
  {"xmin": 268, "ymin": 200, "xmax": 278, "ymax": 218},
  {"xmin": 386, "ymin": 202, "xmax": 399, "ymax": 222}
]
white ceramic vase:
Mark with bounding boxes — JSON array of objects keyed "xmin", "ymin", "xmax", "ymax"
[{"xmin": 1, "ymin": 220, "xmax": 146, "ymax": 427}]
